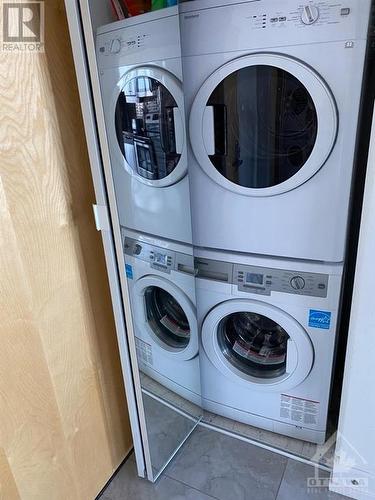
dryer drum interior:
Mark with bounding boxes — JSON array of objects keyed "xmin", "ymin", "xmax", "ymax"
[
  {"xmin": 206, "ymin": 65, "xmax": 318, "ymax": 189},
  {"xmin": 115, "ymin": 76, "xmax": 181, "ymax": 180},
  {"xmin": 217, "ymin": 312, "xmax": 290, "ymax": 379},
  {"xmin": 144, "ymin": 285, "xmax": 191, "ymax": 350}
]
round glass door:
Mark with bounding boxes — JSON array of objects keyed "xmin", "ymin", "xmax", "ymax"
[
  {"xmin": 218, "ymin": 312, "xmax": 289, "ymax": 379},
  {"xmin": 207, "ymin": 66, "xmax": 317, "ymax": 188},
  {"xmin": 202, "ymin": 299, "xmax": 314, "ymax": 391},
  {"xmin": 144, "ymin": 286, "xmax": 190, "ymax": 350},
  {"xmin": 190, "ymin": 54, "xmax": 337, "ymax": 196},
  {"xmin": 134, "ymin": 275, "xmax": 199, "ymax": 360},
  {"xmin": 113, "ymin": 67, "xmax": 186, "ymax": 187}
]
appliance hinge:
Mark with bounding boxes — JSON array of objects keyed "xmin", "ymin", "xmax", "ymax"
[{"xmin": 92, "ymin": 204, "xmax": 110, "ymax": 232}]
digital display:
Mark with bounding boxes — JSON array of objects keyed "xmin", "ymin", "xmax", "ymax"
[
  {"xmin": 246, "ymin": 273, "xmax": 263, "ymax": 285},
  {"xmin": 154, "ymin": 252, "xmax": 167, "ymax": 265}
]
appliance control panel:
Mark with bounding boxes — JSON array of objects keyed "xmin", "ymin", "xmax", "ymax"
[
  {"xmin": 180, "ymin": 0, "xmax": 368, "ymax": 58},
  {"xmin": 195, "ymin": 258, "xmax": 329, "ymax": 298},
  {"xmin": 250, "ymin": 2, "xmax": 353, "ymax": 31},
  {"xmin": 98, "ymin": 33, "xmax": 153, "ymax": 58},
  {"xmin": 233, "ymin": 264, "xmax": 328, "ymax": 297},
  {"xmin": 96, "ymin": 12, "xmax": 181, "ymax": 69},
  {"xmin": 124, "ymin": 237, "xmax": 195, "ymax": 275}
]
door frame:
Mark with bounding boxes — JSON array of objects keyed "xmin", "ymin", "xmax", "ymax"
[{"xmin": 66, "ymin": 0, "xmax": 150, "ymax": 480}]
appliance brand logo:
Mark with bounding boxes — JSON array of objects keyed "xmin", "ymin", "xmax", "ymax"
[{"xmin": 308, "ymin": 310, "xmax": 332, "ymax": 330}]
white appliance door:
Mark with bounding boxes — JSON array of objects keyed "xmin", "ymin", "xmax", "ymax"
[
  {"xmin": 189, "ymin": 53, "xmax": 337, "ymax": 197},
  {"xmin": 134, "ymin": 275, "xmax": 198, "ymax": 361},
  {"xmin": 113, "ymin": 66, "xmax": 186, "ymax": 187},
  {"xmin": 202, "ymin": 299, "xmax": 314, "ymax": 392}
]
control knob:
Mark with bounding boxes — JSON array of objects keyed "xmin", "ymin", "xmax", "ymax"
[
  {"xmin": 290, "ymin": 276, "xmax": 306, "ymax": 290},
  {"xmin": 109, "ymin": 38, "xmax": 121, "ymax": 54},
  {"xmin": 301, "ymin": 5, "xmax": 320, "ymax": 25},
  {"xmin": 134, "ymin": 244, "xmax": 142, "ymax": 255}
]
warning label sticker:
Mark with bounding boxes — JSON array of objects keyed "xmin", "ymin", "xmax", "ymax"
[
  {"xmin": 280, "ymin": 394, "xmax": 319, "ymax": 426},
  {"xmin": 135, "ymin": 337, "xmax": 153, "ymax": 366}
]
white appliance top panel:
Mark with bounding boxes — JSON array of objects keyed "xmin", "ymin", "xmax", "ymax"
[
  {"xmin": 96, "ymin": 10, "xmax": 180, "ymax": 69},
  {"xmin": 180, "ymin": 0, "xmax": 372, "ymax": 56}
]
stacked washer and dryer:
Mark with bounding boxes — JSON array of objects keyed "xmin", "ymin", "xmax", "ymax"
[
  {"xmin": 179, "ymin": 0, "xmax": 372, "ymax": 444},
  {"xmin": 96, "ymin": 7, "xmax": 201, "ymax": 406},
  {"xmin": 96, "ymin": 0, "xmax": 373, "ymax": 445}
]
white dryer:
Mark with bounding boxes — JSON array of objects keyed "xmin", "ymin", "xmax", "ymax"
[
  {"xmin": 180, "ymin": 0, "xmax": 372, "ymax": 261},
  {"xmin": 194, "ymin": 247, "xmax": 343, "ymax": 443},
  {"xmin": 97, "ymin": 7, "xmax": 192, "ymax": 244},
  {"xmin": 123, "ymin": 228, "xmax": 200, "ymax": 405}
]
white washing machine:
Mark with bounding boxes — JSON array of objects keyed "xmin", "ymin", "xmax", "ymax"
[
  {"xmin": 97, "ymin": 7, "xmax": 192, "ymax": 244},
  {"xmin": 122, "ymin": 228, "xmax": 200, "ymax": 405},
  {"xmin": 180, "ymin": 0, "xmax": 372, "ymax": 261},
  {"xmin": 194, "ymin": 247, "xmax": 343, "ymax": 443}
]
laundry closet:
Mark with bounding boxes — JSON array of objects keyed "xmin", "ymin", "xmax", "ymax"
[{"xmin": 64, "ymin": 0, "xmax": 375, "ymax": 497}]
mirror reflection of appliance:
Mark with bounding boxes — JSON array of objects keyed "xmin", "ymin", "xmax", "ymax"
[
  {"xmin": 134, "ymin": 136, "xmax": 158, "ymax": 180},
  {"xmin": 96, "ymin": 6, "xmax": 191, "ymax": 244},
  {"xmin": 121, "ymin": 227, "xmax": 202, "ymax": 481},
  {"xmin": 131, "ymin": 117, "xmax": 144, "ymax": 135},
  {"xmin": 181, "ymin": 0, "xmax": 372, "ymax": 261},
  {"xmin": 123, "ymin": 228, "xmax": 201, "ymax": 406},
  {"xmin": 165, "ymin": 107, "xmax": 177, "ymax": 154},
  {"xmin": 118, "ymin": 81, "xmax": 179, "ymax": 181},
  {"xmin": 195, "ymin": 246, "xmax": 343, "ymax": 444}
]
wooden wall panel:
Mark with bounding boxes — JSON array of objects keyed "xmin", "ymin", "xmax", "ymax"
[
  {"xmin": 0, "ymin": 1, "xmax": 132, "ymax": 499},
  {"xmin": 0, "ymin": 449, "xmax": 20, "ymax": 500}
]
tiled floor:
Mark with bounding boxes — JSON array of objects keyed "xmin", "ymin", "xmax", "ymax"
[
  {"xmin": 140, "ymin": 372, "xmax": 336, "ymax": 468},
  {"xmin": 142, "ymin": 392, "xmax": 198, "ymax": 475},
  {"xmin": 99, "ymin": 427, "xmax": 348, "ymax": 500}
]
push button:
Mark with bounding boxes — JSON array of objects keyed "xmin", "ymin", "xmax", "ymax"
[{"xmin": 341, "ymin": 8, "xmax": 350, "ymax": 16}]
